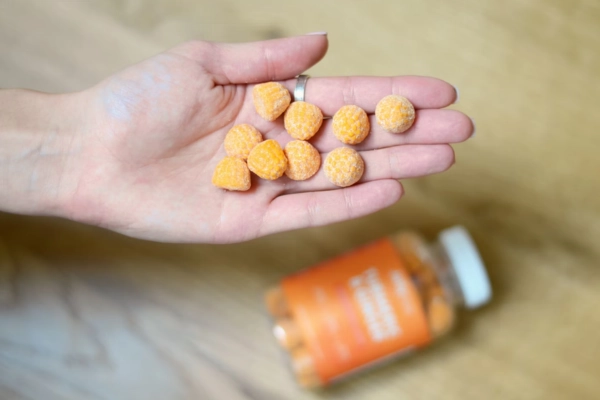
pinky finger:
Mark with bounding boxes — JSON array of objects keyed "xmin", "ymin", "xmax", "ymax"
[{"xmin": 259, "ymin": 179, "xmax": 403, "ymax": 236}]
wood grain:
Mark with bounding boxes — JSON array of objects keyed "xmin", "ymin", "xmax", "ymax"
[{"xmin": 1, "ymin": 0, "xmax": 600, "ymax": 399}]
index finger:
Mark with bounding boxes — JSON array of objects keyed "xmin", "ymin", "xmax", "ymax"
[{"xmin": 283, "ymin": 76, "xmax": 457, "ymax": 116}]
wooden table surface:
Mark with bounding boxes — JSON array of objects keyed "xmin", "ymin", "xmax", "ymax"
[{"xmin": 1, "ymin": 1, "xmax": 600, "ymax": 399}]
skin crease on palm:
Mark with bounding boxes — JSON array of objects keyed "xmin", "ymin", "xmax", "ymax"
[{"xmin": 59, "ymin": 34, "xmax": 473, "ymax": 244}]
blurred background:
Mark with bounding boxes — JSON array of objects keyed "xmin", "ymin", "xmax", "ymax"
[{"xmin": 1, "ymin": 0, "xmax": 599, "ymax": 399}]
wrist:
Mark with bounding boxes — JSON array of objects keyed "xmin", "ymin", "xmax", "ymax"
[{"xmin": 0, "ymin": 89, "xmax": 87, "ymax": 218}]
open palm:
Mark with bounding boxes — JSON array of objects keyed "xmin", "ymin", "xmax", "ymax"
[{"xmin": 68, "ymin": 35, "xmax": 472, "ymax": 243}]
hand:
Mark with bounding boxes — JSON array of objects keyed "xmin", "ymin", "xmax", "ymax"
[{"xmin": 58, "ymin": 34, "xmax": 471, "ymax": 243}]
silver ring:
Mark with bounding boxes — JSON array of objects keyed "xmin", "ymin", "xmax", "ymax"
[{"xmin": 294, "ymin": 75, "xmax": 310, "ymax": 102}]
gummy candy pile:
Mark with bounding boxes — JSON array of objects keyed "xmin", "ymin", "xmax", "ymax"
[{"xmin": 212, "ymin": 81, "xmax": 415, "ymax": 191}]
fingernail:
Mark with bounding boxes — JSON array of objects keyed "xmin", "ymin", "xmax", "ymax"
[
  {"xmin": 469, "ymin": 117, "xmax": 476, "ymax": 138},
  {"xmin": 453, "ymin": 86, "xmax": 460, "ymax": 104},
  {"xmin": 306, "ymin": 31, "xmax": 328, "ymax": 36}
]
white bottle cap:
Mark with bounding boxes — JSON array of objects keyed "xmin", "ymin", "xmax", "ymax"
[{"xmin": 438, "ymin": 226, "xmax": 492, "ymax": 309}]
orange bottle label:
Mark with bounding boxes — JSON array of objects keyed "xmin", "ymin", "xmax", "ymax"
[{"xmin": 281, "ymin": 238, "xmax": 432, "ymax": 384}]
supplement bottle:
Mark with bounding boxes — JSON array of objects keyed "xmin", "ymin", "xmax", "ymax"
[{"xmin": 264, "ymin": 225, "xmax": 491, "ymax": 388}]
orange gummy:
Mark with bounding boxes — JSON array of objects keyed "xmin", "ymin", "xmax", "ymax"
[
  {"xmin": 284, "ymin": 140, "xmax": 321, "ymax": 181},
  {"xmin": 332, "ymin": 105, "xmax": 370, "ymax": 144},
  {"xmin": 273, "ymin": 318, "xmax": 303, "ymax": 350},
  {"xmin": 291, "ymin": 346, "xmax": 316, "ymax": 376},
  {"xmin": 253, "ymin": 82, "xmax": 291, "ymax": 121},
  {"xmin": 426, "ymin": 284, "xmax": 446, "ymax": 299},
  {"xmin": 375, "ymin": 95, "xmax": 416, "ymax": 133},
  {"xmin": 427, "ymin": 296, "xmax": 454, "ymax": 337},
  {"xmin": 323, "ymin": 147, "xmax": 365, "ymax": 187},
  {"xmin": 297, "ymin": 373, "xmax": 321, "ymax": 389},
  {"xmin": 392, "ymin": 233, "xmax": 428, "ymax": 275},
  {"xmin": 247, "ymin": 139, "xmax": 288, "ymax": 180},
  {"xmin": 224, "ymin": 124, "xmax": 263, "ymax": 160},
  {"xmin": 291, "ymin": 347, "xmax": 321, "ymax": 388},
  {"xmin": 265, "ymin": 286, "xmax": 290, "ymax": 318},
  {"xmin": 284, "ymin": 101, "xmax": 323, "ymax": 141},
  {"xmin": 211, "ymin": 157, "xmax": 251, "ymax": 191}
]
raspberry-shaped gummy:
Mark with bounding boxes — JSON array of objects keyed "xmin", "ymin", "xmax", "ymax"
[
  {"xmin": 375, "ymin": 95, "xmax": 415, "ymax": 133},
  {"xmin": 212, "ymin": 157, "xmax": 251, "ymax": 191},
  {"xmin": 332, "ymin": 105, "xmax": 370, "ymax": 144},
  {"xmin": 284, "ymin": 101, "xmax": 323, "ymax": 141},
  {"xmin": 323, "ymin": 147, "xmax": 365, "ymax": 187},
  {"xmin": 273, "ymin": 318, "xmax": 303, "ymax": 350},
  {"xmin": 253, "ymin": 82, "xmax": 291, "ymax": 121},
  {"xmin": 291, "ymin": 347, "xmax": 321, "ymax": 388},
  {"xmin": 224, "ymin": 124, "xmax": 263, "ymax": 160},
  {"xmin": 247, "ymin": 139, "xmax": 288, "ymax": 180},
  {"xmin": 427, "ymin": 296, "xmax": 454, "ymax": 337},
  {"xmin": 284, "ymin": 140, "xmax": 321, "ymax": 181},
  {"xmin": 265, "ymin": 286, "xmax": 290, "ymax": 318}
]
